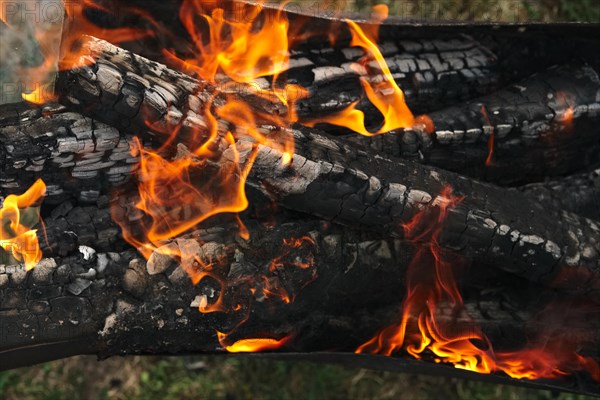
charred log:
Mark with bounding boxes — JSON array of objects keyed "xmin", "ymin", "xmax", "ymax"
[
  {"xmin": 56, "ymin": 37, "xmax": 600, "ymax": 185},
  {"xmin": 3, "ymin": 99, "xmax": 599, "ymax": 293},
  {"xmin": 0, "ymin": 103, "xmax": 139, "ymax": 204},
  {"xmin": 1, "ymin": 212, "xmax": 598, "ymax": 395},
  {"xmin": 339, "ymin": 64, "xmax": 600, "ymax": 184},
  {"xmin": 284, "ymin": 34, "xmax": 499, "ymax": 116},
  {"xmin": 45, "ymin": 37, "xmax": 600, "ymax": 291}
]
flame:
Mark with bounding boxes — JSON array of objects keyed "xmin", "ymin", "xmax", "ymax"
[
  {"xmin": 303, "ymin": 5, "xmax": 416, "ymax": 136},
  {"xmin": 0, "ymin": 4, "xmax": 10, "ymax": 26},
  {"xmin": 554, "ymin": 92, "xmax": 575, "ymax": 132},
  {"xmin": 268, "ymin": 236, "xmax": 316, "ymax": 272},
  {"xmin": 22, "ymin": 82, "xmax": 57, "ymax": 104},
  {"xmin": 218, "ymin": 331, "xmax": 291, "ymax": 353},
  {"xmin": 114, "ymin": 135, "xmax": 255, "ymax": 260},
  {"xmin": 60, "ymin": 0, "xmax": 155, "ymax": 71},
  {"xmin": 176, "ymin": 1, "xmax": 289, "ymax": 83},
  {"xmin": 357, "ymin": 186, "xmax": 600, "ymax": 381},
  {"xmin": 113, "ymin": 0, "xmax": 300, "ymax": 314},
  {"xmin": 0, "ymin": 179, "xmax": 46, "ymax": 270}
]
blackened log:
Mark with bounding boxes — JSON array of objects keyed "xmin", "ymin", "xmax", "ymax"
[
  {"xmin": 3, "ymin": 97, "xmax": 599, "ymax": 293},
  {"xmin": 0, "ymin": 103, "xmax": 140, "ymax": 204},
  {"xmin": 282, "ymin": 35, "xmax": 499, "ymax": 116},
  {"xmin": 56, "ymin": 37, "xmax": 599, "ymax": 185},
  {"xmin": 242, "ymin": 131, "xmax": 600, "ymax": 293},
  {"xmin": 340, "ymin": 64, "xmax": 600, "ymax": 184},
  {"xmin": 3, "ymin": 103, "xmax": 599, "ymax": 224},
  {"xmin": 77, "ymin": 1, "xmax": 600, "ymax": 115},
  {"xmin": 1, "ymin": 214, "xmax": 598, "ymax": 395}
]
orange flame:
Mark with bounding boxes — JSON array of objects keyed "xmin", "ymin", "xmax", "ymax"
[
  {"xmin": 0, "ymin": 179, "xmax": 46, "ymax": 270},
  {"xmin": 218, "ymin": 331, "xmax": 291, "ymax": 353},
  {"xmin": 21, "ymin": 82, "xmax": 57, "ymax": 105},
  {"xmin": 114, "ymin": 0, "xmax": 299, "ymax": 306},
  {"xmin": 176, "ymin": 1, "xmax": 290, "ymax": 83},
  {"xmin": 303, "ymin": 5, "xmax": 415, "ymax": 135},
  {"xmin": 554, "ymin": 92, "xmax": 575, "ymax": 132},
  {"xmin": 60, "ymin": 0, "xmax": 155, "ymax": 71},
  {"xmin": 114, "ymin": 135, "xmax": 255, "ymax": 260},
  {"xmin": 268, "ymin": 236, "xmax": 316, "ymax": 272},
  {"xmin": 357, "ymin": 186, "xmax": 600, "ymax": 381}
]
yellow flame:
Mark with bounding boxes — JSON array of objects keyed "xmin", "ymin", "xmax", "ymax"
[
  {"xmin": 303, "ymin": 5, "xmax": 415, "ymax": 135},
  {"xmin": 218, "ymin": 331, "xmax": 291, "ymax": 353},
  {"xmin": 0, "ymin": 179, "xmax": 46, "ymax": 270}
]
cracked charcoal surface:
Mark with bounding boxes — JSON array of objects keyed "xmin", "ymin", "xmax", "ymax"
[
  {"xmin": 345, "ymin": 65, "xmax": 600, "ymax": 185},
  {"xmin": 1, "ymin": 8, "xmax": 599, "ymax": 393},
  {"xmin": 4, "ymin": 80, "xmax": 599, "ymax": 290},
  {"xmin": 1, "ymin": 212, "xmax": 598, "ymax": 395}
]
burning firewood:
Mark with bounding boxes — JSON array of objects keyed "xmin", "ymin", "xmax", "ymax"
[
  {"xmin": 1, "ymin": 207, "xmax": 599, "ymax": 394},
  {"xmin": 2, "ymin": 99, "xmax": 599, "ymax": 294},
  {"xmin": 39, "ymin": 36, "xmax": 599, "ymax": 292},
  {"xmin": 1, "ymin": 0, "xmax": 599, "ymax": 395}
]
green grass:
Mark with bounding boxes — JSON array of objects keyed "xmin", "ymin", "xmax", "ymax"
[{"xmin": 1, "ymin": 356, "xmax": 597, "ymax": 400}]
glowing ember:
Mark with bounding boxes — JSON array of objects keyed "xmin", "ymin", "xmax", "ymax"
[
  {"xmin": 0, "ymin": 179, "xmax": 46, "ymax": 270},
  {"xmin": 356, "ymin": 186, "xmax": 600, "ymax": 381},
  {"xmin": 480, "ymin": 105, "xmax": 495, "ymax": 166},
  {"xmin": 268, "ymin": 236, "xmax": 316, "ymax": 272}
]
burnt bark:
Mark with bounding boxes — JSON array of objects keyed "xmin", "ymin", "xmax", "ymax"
[
  {"xmin": 1, "ymin": 212, "xmax": 598, "ymax": 395},
  {"xmin": 287, "ymin": 34, "xmax": 499, "ymax": 116},
  {"xmin": 0, "ymin": 103, "xmax": 139, "ymax": 204},
  {"xmin": 339, "ymin": 64, "xmax": 600, "ymax": 184},
  {"xmin": 3, "ymin": 100, "xmax": 600, "ymax": 293},
  {"xmin": 244, "ymin": 131, "xmax": 600, "ymax": 293},
  {"xmin": 56, "ymin": 37, "xmax": 600, "ymax": 186}
]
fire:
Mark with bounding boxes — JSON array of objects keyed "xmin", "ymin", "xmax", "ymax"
[
  {"xmin": 0, "ymin": 179, "xmax": 46, "ymax": 270},
  {"xmin": 175, "ymin": 0, "xmax": 290, "ymax": 83},
  {"xmin": 356, "ymin": 186, "xmax": 600, "ymax": 381},
  {"xmin": 48, "ymin": 1, "xmax": 596, "ymax": 376},
  {"xmin": 554, "ymin": 92, "xmax": 575, "ymax": 132},
  {"xmin": 303, "ymin": 5, "xmax": 416, "ymax": 135},
  {"xmin": 114, "ymin": 135, "xmax": 255, "ymax": 260},
  {"xmin": 268, "ymin": 236, "xmax": 316, "ymax": 272},
  {"xmin": 21, "ymin": 82, "xmax": 57, "ymax": 105},
  {"xmin": 217, "ymin": 331, "xmax": 291, "ymax": 353},
  {"xmin": 113, "ymin": 0, "xmax": 302, "ymax": 329},
  {"xmin": 60, "ymin": 0, "xmax": 155, "ymax": 70}
]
